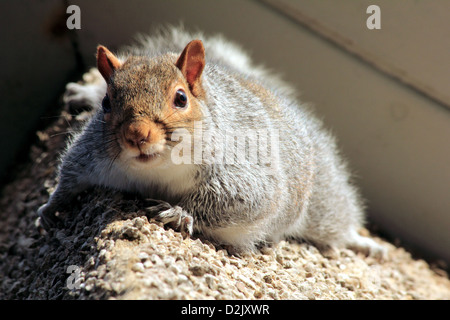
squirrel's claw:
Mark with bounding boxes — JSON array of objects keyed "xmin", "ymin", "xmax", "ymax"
[
  {"xmin": 142, "ymin": 199, "xmax": 173, "ymax": 215},
  {"xmin": 144, "ymin": 200, "xmax": 194, "ymax": 238},
  {"xmin": 155, "ymin": 206, "xmax": 194, "ymax": 238}
]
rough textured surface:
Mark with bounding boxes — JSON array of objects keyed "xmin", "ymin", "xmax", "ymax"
[{"xmin": 1, "ymin": 77, "xmax": 449, "ymax": 300}]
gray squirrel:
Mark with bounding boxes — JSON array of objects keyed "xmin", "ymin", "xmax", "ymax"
[{"xmin": 38, "ymin": 27, "xmax": 385, "ymax": 257}]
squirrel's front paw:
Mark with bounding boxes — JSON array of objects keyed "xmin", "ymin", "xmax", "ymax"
[
  {"xmin": 144, "ymin": 200, "xmax": 194, "ymax": 237},
  {"xmin": 36, "ymin": 203, "xmax": 58, "ymax": 231},
  {"xmin": 63, "ymin": 68, "xmax": 105, "ymax": 113}
]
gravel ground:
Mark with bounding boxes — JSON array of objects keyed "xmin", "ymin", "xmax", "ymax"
[{"xmin": 0, "ymin": 77, "xmax": 449, "ymax": 300}]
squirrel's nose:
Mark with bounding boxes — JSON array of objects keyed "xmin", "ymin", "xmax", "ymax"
[{"xmin": 123, "ymin": 121, "xmax": 151, "ymax": 148}]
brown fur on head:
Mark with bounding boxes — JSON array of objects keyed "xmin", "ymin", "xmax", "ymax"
[{"xmin": 96, "ymin": 41, "xmax": 205, "ymax": 162}]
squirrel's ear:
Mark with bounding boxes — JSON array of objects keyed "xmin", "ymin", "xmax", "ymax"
[
  {"xmin": 97, "ymin": 45, "xmax": 122, "ymax": 82},
  {"xmin": 176, "ymin": 40, "xmax": 205, "ymax": 96}
]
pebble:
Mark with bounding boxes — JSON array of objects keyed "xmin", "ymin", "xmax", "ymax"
[
  {"xmin": 177, "ymin": 274, "xmax": 190, "ymax": 284},
  {"xmin": 110, "ymin": 282, "xmax": 122, "ymax": 294},
  {"xmin": 238, "ymin": 275, "xmax": 256, "ymax": 290},
  {"xmin": 205, "ymin": 275, "xmax": 216, "ymax": 290},
  {"xmin": 132, "ymin": 262, "xmax": 145, "ymax": 273},
  {"xmin": 236, "ymin": 282, "xmax": 248, "ymax": 296},
  {"xmin": 133, "ymin": 217, "xmax": 146, "ymax": 229},
  {"xmin": 137, "ymin": 251, "xmax": 149, "ymax": 260},
  {"xmin": 190, "ymin": 264, "xmax": 207, "ymax": 276},
  {"xmin": 164, "ymin": 256, "xmax": 175, "ymax": 267},
  {"xmin": 150, "ymin": 254, "xmax": 164, "ymax": 266},
  {"xmin": 122, "ymin": 226, "xmax": 140, "ymax": 239},
  {"xmin": 169, "ymin": 264, "xmax": 182, "ymax": 274}
]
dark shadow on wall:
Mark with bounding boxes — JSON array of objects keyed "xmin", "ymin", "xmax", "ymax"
[{"xmin": 0, "ymin": 0, "xmax": 85, "ymax": 189}]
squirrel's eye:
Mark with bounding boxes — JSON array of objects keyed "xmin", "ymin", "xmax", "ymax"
[
  {"xmin": 174, "ymin": 89, "xmax": 188, "ymax": 109},
  {"xmin": 102, "ymin": 95, "xmax": 111, "ymax": 113}
]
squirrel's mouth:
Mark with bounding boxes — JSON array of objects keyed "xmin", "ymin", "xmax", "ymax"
[{"xmin": 136, "ymin": 152, "xmax": 159, "ymax": 163}]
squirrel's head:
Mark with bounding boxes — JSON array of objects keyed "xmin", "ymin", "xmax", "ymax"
[{"xmin": 96, "ymin": 40, "xmax": 205, "ymax": 169}]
